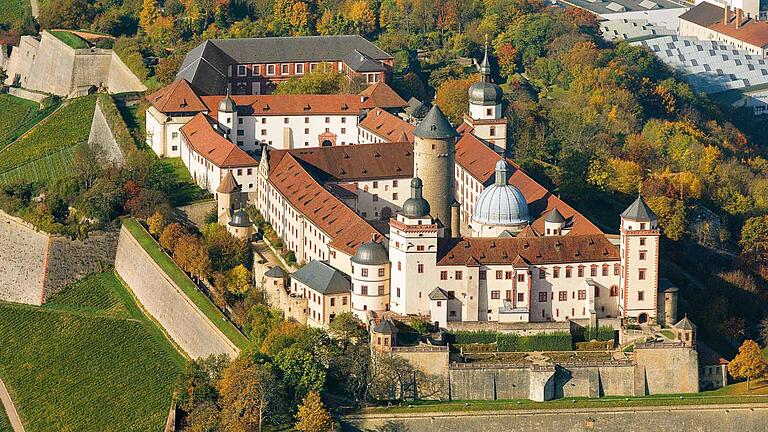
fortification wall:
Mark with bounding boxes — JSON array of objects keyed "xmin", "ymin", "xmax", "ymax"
[
  {"xmin": 446, "ymin": 320, "xmax": 571, "ymax": 335},
  {"xmin": 0, "ymin": 211, "xmax": 48, "ymax": 305},
  {"xmin": 114, "ymin": 225, "xmax": 239, "ymax": 359},
  {"xmin": 88, "ymin": 100, "xmax": 125, "ymax": 165},
  {"xmin": 342, "ymin": 403, "xmax": 768, "ymax": 432},
  {"xmin": 43, "ymin": 230, "xmax": 119, "ymax": 300},
  {"xmin": 24, "ymin": 32, "xmax": 76, "ymax": 95},
  {"xmin": 107, "ymin": 52, "xmax": 146, "ymax": 94},
  {"xmin": 635, "ymin": 345, "xmax": 699, "ymax": 394},
  {"xmin": 70, "ymin": 50, "xmax": 112, "ymax": 94}
]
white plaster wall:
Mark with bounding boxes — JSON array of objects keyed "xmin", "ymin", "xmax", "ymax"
[
  {"xmin": 243, "ymin": 114, "xmax": 361, "ymax": 149},
  {"xmin": 351, "ymin": 262, "xmax": 390, "ymax": 320}
]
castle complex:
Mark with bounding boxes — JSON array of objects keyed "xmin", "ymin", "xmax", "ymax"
[{"xmin": 146, "ymin": 42, "xmax": 660, "ymax": 330}]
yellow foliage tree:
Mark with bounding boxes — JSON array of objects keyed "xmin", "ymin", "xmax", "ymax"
[
  {"xmin": 607, "ymin": 158, "xmax": 643, "ymax": 194},
  {"xmin": 174, "ymin": 235, "xmax": 212, "ymax": 280},
  {"xmin": 728, "ymin": 339, "xmax": 768, "ymax": 390},
  {"xmin": 147, "ymin": 211, "xmax": 166, "ymax": 237},
  {"xmin": 346, "ymin": 0, "xmax": 375, "ymax": 34},
  {"xmin": 226, "ymin": 264, "xmax": 251, "ymax": 295},
  {"xmin": 435, "ymin": 74, "xmax": 480, "ymax": 124},
  {"xmin": 159, "ymin": 222, "xmax": 186, "ymax": 252},
  {"xmin": 139, "ymin": 0, "xmax": 161, "ymax": 33},
  {"xmin": 289, "ymin": 1, "xmax": 310, "ymax": 31},
  {"xmin": 294, "ymin": 391, "xmax": 333, "ymax": 432}
]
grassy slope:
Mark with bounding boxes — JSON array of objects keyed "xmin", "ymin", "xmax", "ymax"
[
  {"xmin": 122, "ymin": 218, "xmax": 248, "ymax": 349},
  {"xmin": 0, "ymin": 95, "xmax": 95, "ymax": 174},
  {"xmin": 0, "ymin": 271, "xmax": 184, "ymax": 432},
  {"xmin": 47, "ymin": 31, "xmax": 88, "ymax": 49},
  {"xmin": 0, "ymin": 95, "xmax": 39, "ymax": 149},
  {"xmin": 0, "ymin": 0, "xmax": 28, "ymax": 26},
  {"xmin": 157, "ymin": 157, "xmax": 212, "ymax": 206}
]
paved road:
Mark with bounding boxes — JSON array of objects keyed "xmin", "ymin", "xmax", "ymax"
[{"xmin": 0, "ymin": 378, "xmax": 26, "ymax": 432}]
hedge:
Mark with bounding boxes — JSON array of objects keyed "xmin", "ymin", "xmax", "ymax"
[
  {"xmin": 454, "ymin": 343, "xmax": 497, "ymax": 353},
  {"xmin": 576, "ymin": 340, "xmax": 614, "ymax": 351},
  {"xmin": 574, "ymin": 325, "xmax": 616, "ymax": 342},
  {"xmin": 450, "ymin": 330, "xmax": 497, "ymax": 344},
  {"xmin": 496, "ymin": 332, "xmax": 572, "ymax": 352}
]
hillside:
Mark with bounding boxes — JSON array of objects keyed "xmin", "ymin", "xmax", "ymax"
[{"xmin": 0, "ymin": 271, "xmax": 183, "ymax": 432}]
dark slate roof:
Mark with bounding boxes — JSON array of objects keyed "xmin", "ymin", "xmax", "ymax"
[
  {"xmin": 674, "ymin": 316, "xmax": 697, "ymax": 331},
  {"xmin": 428, "ymin": 287, "xmax": 450, "ymax": 300},
  {"xmin": 291, "ymin": 260, "xmax": 350, "ymax": 295},
  {"xmin": 413, "ymin": 105, "xmax": 458, "ymax": 139},
  {"xmin": 229, "ymin": 208, "xmax": 253, "ymax": 228},
  {"xmin": 679, "ymin": 2, "xmax": 725, "ymax": 27},
  {"xmin": 544, "ymin": 208, "xmax": 566, "ymax": 224},
  {"xmin": 342, "ymin": 50, "xmax": 387, "ymax": 73},
  {"xmin": 176, "ymin": 40, "xmax": 232, "ymax": 95},
  {"xmin": 620, "ymin": 195, "xmax": 657, "ymax": 221},
  {"xmin": 264, "ymin": 266, "xmax": 287, "ymax": 278},
  {"xmin": 351, "ymin": 239, "xmax": 389, "ymax": 265},
  {"xmin": 374, "ymin": 318, "xmax": 398, "ymax": 334}
]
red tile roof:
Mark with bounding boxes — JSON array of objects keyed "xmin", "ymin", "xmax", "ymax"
[
  {"xmin": 268, "ymin": 153, "xmax": 381, "ymax": 255},
  {"xmin": 358, "ymin": 82, "xmax": 408, "ymax": 109},
  {"xmin": 437, "ymin": 234, "xmax": 619, "ymax": 266},
  {"xmin": 146, "ymin": 79, "xmax": 207, "ymax": 113},
  {"xmin": 708, "ymin": 18, "xmax": 768, "ymax": 48},
  {"xmin": 359, "ymin": 108, "xmax": 415, "ymax": 143},
  {"xmin": 201, "ymin": 94, "xmax": 371, "ymax": 117},
  {"xmin": 180, "ymin": 113, "xmax": 257, "ymax": 168},
  {"xmin": 456, "ymin": 133, "xmax": 602, "ymax": 236}
]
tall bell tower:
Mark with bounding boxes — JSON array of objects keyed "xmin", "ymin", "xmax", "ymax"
[{"xmin": 619, "ymin": 194, "xmax": 660, "ymax": 324}]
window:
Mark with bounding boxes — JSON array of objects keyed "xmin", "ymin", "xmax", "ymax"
[
  {"xmin": 372, "ymin": 194, "xmax": 378, "ymax": 202},
  {"xmin": 360, "ymin": 268, "xmax": 368, "ymax": 277},
  {"xmin": 237, "ymin": 64, "xmax": 247, "ymax": 76},
  {"xmin": 330, "ymin": 298, "xmax": 335, "ymax": 306},
  {"xmin": 172, "ymin": 131, "xmax": 178, "ymax": 139},
  {"xmin": 310, "ymin": 63, "xmax": 317, "ymax": 72},
  {"xmin": 295, "ymin": 63, "xmax": 304, "ymax": 74},
  {"xmin": 595, "ymin": 287, "xmax": 600, "ymax": 297},
  {"xmin": 237, "ymin": 169, "xmax": 242, "ymax": 175},
  {"xmin": 640, "ymin": 237, "xmax": 646, "ymax": 246},
  {"xmin": 491, "ymin": 290, "xmax": 500, "ymax": 299},
  {"xmin": 261, "ymin": 129, "xmax": 267, "ymax": 135},
  {"xmin": 638, "ymin": 269, "xmax": 646, "ymax": 280},
  {"xmin": 486, "ymin": 108, "xmax": 492, "ymax": 116},
  {"xmin": 393, "ymin": 180, "xmax": 398, "ymax": 187},
  {"xmin": 558, "ymin": 291, "xmax": 567, "ymax": 301},
  {"xmin": 602, "ymin": 265, "xmax": 609, "ymax": 277},
  {"xmin": 361, "ymin": 286, "xmax": 368, "ymax": 295},
  {"xmin": 638, "ymin": 291, "xmax": 645, "ymax": 301},
  {"xmin": 254, "ymin": 64, "xmax": 260, "ymax": 75},
  {"xmin": 639, "ymin": 251, "xmax": 647, "ymax": 260},
  {"xmin": 325, "ymin": 117, "xmax": 330, "ymax": 123},
  {"xmin": 578, "ymin": 290, "xmax": 586, "ymax": 300},
  {"xmin": 479, "ymin": 270, "xmax": 487, "ymax": 280},
  {"xmin": 565, "ymin": 267, "xmax": 572, "ymax": 278},
  {"xmin": 449, "ymin": 310, "xmax": 457, "ymax": 317},
  {"xmin": 281, "ymin": 64, "xmax": 289, "ymax": 75},
  {"xmin": 417, "ymin": 264, "xmax": 424, "ymax": 274},
  {"xmin": 517, "ymin": 292, "xmax": 524, "ymax": 302},
  {"xmin": 517, "ymin": 274, "xmax": 525, "ymax": 282},
  {"xmin": 590, "ymin": 265, "xmax": 597, "ymax": 277},
  {"xmin": 538, "ymin": 292, "xmax": 548, "ymax": 302},
  {"xmin": 610, "ymin": 285, "xmax": 618, "ymax": 296},
  {"xmin": 237, "ymin": 130, "xmax": 244, "ymax": 136},
  {"xmin": 496, "ymin": 270, "xmax": 503, "ymax": 279},
  {"xmin": 553, "ymin": 267, "xmax": 560, "ymax": 278},
  {"xmin": 397, "ymin": 261, "xmax": 401, "ymax": 271},
  {"xmin": 378, "ymin": 268, "xmax": 385, "ymax": 277},
  {"xmin": 539, "ymin": 268, "xmax": 546, "ymax": 279},
  {"xmin": 378, "ymin": 285, "xmax": 385, "ymax": 296},
  {"xmin": 578, "ymin": 266, "xmax": 584, "ymax": 277},
  {"xmin": 614, "ymin": 264, "xmax": 620, "ymax": 276},
  {"xmin": 267, "ymin": 64, "xmax": 276, "ymax": 75},
  {"xmin": 416, "ymin": 245, "xmax": 424, "ymax": 251},
  {"xmin": 440, "ymin": 271, "xmax": 447, "ymax": 280},
  {"xmin": 505, "ymin": 271, "xmax": 513, "ymax": 280},
  {"xmin": 455, "ymin": 271, "xmax": 463, "ymax": 280},
  {"xmin": 489, "ymin": 126, "xmax": 495, "ymax": 136},
  {"xmin": 393, "ymin": 193, "xmax": 398, "ymax": 200},
  {"xmin": 238, "ymin": 118, "xmax": 243, "ymax": 124},
  {"xmin": 341, "ymin": 127, "xmax": 346, "ymax": 134},
  {"xmin": 396, "ymin": 288, "xmax": 401, "ymax": 297}
]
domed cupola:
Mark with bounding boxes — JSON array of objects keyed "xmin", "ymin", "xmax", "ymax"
[
  {"xmin": 468, "ymin": 41, "xmax": 503, "ymax": 107},
  {"xmin": 218, "ymin": 89, "xmax": 236, "ymax": 113},
  {"xmin": 472, "ymin": 160, "xmax": 529, "ymax": 230},
  {"xmin": 401, "ymin": 177, "xmax": 431, "ymax": 218},
  {"xmin": 351, "ymin": 238, "xmax": 389, "ymax": 265}
]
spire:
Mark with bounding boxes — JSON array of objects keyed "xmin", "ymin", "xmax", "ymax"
[
  {"xmin": 411, "ymin": 177, "xmax": 424, "ymax": 199},
  {"xmin": 413, "ymin": 105, "xmax": 458, "ymax": 139},
  {"xmin": 494, "ymin": 159, "xmax": 508, "ymax": 186},
  {"xmin": 620, "ymin": 194, "xmax": 657, "ymax": 221},
  {"xmin": 480, "ymin": 34, "xmax": 491, "ymax": 83}
]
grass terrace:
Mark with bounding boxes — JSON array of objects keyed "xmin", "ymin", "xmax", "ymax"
[
  {"xmin": 48, "ymin": 30, "xmax": 89, "ymax": 49},
  {"xmin": 0, "ymin": 95, "xmax": 95, "ymax": 184},
  {"xmin": 122, "ymin": 218, "xmax": 248, "ymax": 349},
  {"xmin": 156, "ymin": 157, "xmax": 212, "ymax": 206},
  {"xmin": 0, "ymin": 271, "xmax": 183, "ymax": 432}
]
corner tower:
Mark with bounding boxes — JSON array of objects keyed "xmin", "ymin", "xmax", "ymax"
[
  {"xmin": 619, "ymin": 194, "xmax": 659, "ymax": 325},
  {"xmin": 413, "ymin": 105, "xmax": 458, "ymax": 236},
  {"xmin": 465, "ymin": 38, "xmax": 507, "ymax": 154}
]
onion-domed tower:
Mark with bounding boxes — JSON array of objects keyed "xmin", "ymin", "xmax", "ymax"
[
  {"xmin": 217, "ymin": 89, "xmax": 238, "ymax": 144},
  {"xmin": 350, "ymin": 237, "xmax": 391, "ymax": 322},
  {"xmin": 464, "ymin": 37, "xmax": 508, "ymax": 153},
  {"xmin": 471, "ymin": 160, "xmax": 529, "ymax": 237}
]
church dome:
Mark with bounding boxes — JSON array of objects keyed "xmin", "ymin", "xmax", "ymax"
[
  {"xmin": 401, "ymin": 177, "xmax": 431, "ymax": 218},
  {"xmin": 218, "ymin": 92, "xmax": 236, "ymax": 113},
  {"xmin": 228, "ymin": 208, "xmax": 252, "ymax": 228},
  {"xmin": 468, "ymin": 81, "xmax": 503, "ymax": 106},
  {"xmin": 472, "ymin": 160, "xmax": 529, "ymax": 227},
  {"xmin": 351, "ymin": 239, "xmax": 389, "ymax": 265}
]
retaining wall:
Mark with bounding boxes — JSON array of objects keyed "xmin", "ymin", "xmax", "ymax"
[
  {"xmin": 88, "ymin": 100, "xmax": 125, "ymax": 165},
  {"xmin": 0, "ymin": 211, "xmax": 48, "ymax": 305},
  {"xmin": 43, "ymin": 230, "xmax": 119, "ymax": 300},
  {"xmin": 114, "ymin": 225, "xmax": 238, "ymax": 359}
]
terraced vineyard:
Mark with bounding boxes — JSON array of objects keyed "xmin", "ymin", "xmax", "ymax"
[
  {"xmin": 0, "ymin": 94, "xmax": 42, "ymax": 149},
  {"xmin": 0, "ymin": 403, "xmax": 11, "ymax": 432},
  {"xmin": 0, "ymin": 0, "xmax": 30, "ymax": 27},
  {"xmin": 0, "ymin": 146, "xmax": 76, "ymax": 186},
  {"xmin": 0, "ymin": 95, "xmax": 95, "ymax": 182},
  {"xmin": 0, "ymin": 271, "xmax": 184, "ymax": 432}
]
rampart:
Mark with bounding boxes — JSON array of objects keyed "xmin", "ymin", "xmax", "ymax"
[
  {"xmin": 114, "ymin": 225, "xmax": 239, "ymax": 359},
  {"xmin": 4, "ymin": 31, "xmax": 145, "ymax": 96},
  {"xmin": 88, "ymin": 99, "xmax": 125, "ymax": 165},
  {"xmin": 43, "ymin": 229, "xmax": 119, "ymax": 300},
  {"xmin": 341, "ymin": 403, "xmax": 768, "ymax": 432}
]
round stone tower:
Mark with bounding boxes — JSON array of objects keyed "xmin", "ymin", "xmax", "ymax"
[{"xmin": 412, "ymin": 105, "xmax": 458, "ymax": 235}]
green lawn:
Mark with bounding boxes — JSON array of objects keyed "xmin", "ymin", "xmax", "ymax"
[
  {"xmin": 122, "ymin": 218, "xmax": 249, "ymax": 349},
  {"xmin": 0, "ymin": 95, "xmax": 95, "ymax": 181},
  {"xmin": 157, "ymin": 156, "xmax": 212, "ymax": 206},
  {"xmin": 0, "ymin": 271, "xmax": 183, "ymax": 432},
  {"xmin": 0, "ymin": 94, "xmax": 40, "ymax": 149},
  {"xmin": 48, "ymin": 30, "xmax": 88, "ymax": 49},
  {"xmin": 0, "ymin": 0, "xmax": 30, "ymax": 26}
]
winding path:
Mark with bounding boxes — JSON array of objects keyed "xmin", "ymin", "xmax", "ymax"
[{"xmin": 0, "ymin": 378, "xmax": 25, "ymax": 432}]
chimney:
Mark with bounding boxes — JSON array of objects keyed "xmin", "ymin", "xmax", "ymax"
[
  {"xmin": 724, "ymin": 4, "xmax": 730, "ymax": 24},
  {"xmin": 736, "ymin": 8, "xmax": 743, "ymax": 28}
]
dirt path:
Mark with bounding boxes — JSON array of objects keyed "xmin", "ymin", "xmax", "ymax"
[
  {"xmin": 29, "ymin": 0, "xmax": 38, "ymax": 18},
  {"xmin": 0, "ymin": 378, "xmax": 26, "ymax": 432}
]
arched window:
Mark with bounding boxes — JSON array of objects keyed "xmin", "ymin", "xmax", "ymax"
[
  {"xmin": 602, "ymin": 264, "xmax": 609, "ymax": 277},
  {"xmin": 610, "ymin": 285, "xmax": 619, "ymax": 297}
]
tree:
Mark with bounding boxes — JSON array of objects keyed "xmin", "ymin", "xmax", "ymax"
[
  {"xmin": 327, "ymin": 312, "xmax": 367, "ymax": 346},
  {"xmin": 345, "ymin": 0, "xmax": 375, "ymax": 35},
  {"xmin": 203, "ymin": 223, "xmax": 251, "ymax": 272},
  {"xmin": 294, "ymin": 391, "xmax": 333, "ymax": 432},
  {"xmin": 218, "ymin": 359, "xmax": 287, "ymax": 432},
  {"xmin": 139, "ymin": 0, "xmax": 162, "ymax": 33},
  {"xmin": 174, "ymin": 235, "xmax": 212, "ymax": 280},
  {"xmin": 155, "ymin": 54, "xmax": 185, "ymax": 86},
  {"xmin": 274, "ymin": 64, "xmax": 346, "ymax": 95},
  {"xmin": 740, "ymin": 216, "xmax": 768, "ymax": 260},
  {"xmin": 728, "ymin": 339, "xmax": 767, "ymax": 390},
  {"xmin": 177, "ymin": 355, "xmax": 229, "ymax": 412},
  {"xmin": 226, "ymin": 264, "xmax": 251, "ymax": 295},
  {"xmin": 646, "ymin": 196, "xmax": 686, "ymax": 241},
  {"xmin": 38, "ymin": 0, "xmax": 89, "ymax": 29},
  {"xmin": 147, "ymin": 211, "xmax": 167, "ymax": 237},
  {"xmin": 607, "ymin": 158, "xmax": 643, "ymax": 195},
  {"xmin": 435, "ymin": 75, "xmax": 478, "ymax": 124},
  {"xmin": 248, "ymin": 305, "xmax": 284, "ymax": 348},
  {"xmin": 274, "ymin": 345, "xmax": 327, "ymax": 398},
  {"xmin": 160, "ymin": 223, "xmax": 186, "ymax": 252}
]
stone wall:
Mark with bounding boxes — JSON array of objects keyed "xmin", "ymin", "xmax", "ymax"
[
  {"xmin": 174, "ymin": 200, "xmax": 216, "ymax": 229},
  {"xmin": 446, "ymin": 320, "xmax": 571, "ymax": 335},
  {"xmin": 88, "ymin": 100, "xmax": 125, "ymax": 165},
  {"xmin": 106, "ymin": 52, "xmax": 146, "ymax": 94},
  {"xmin": 42, "ymin": 230, "xmax": 119, "ymax": 300},
  {"xmin": 635, "ymin": 344, "xmax": 699, "ymax": 394},
  {"xmin": 342, "ymin": 403, "xmax": 768, "ymax": 432},
  {"xmin": 7, "ymin": 87, "xmax": 47, "ymax": 103},
  {"xmin": 0, "ymin": 211, "xmax": 48, "ymax": 305},
  {"xmin": 115, "ymin": 225, "xmax": 239, "ymax": 359}
]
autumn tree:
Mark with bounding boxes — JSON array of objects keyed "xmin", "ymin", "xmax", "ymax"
[
  {"xmin": 294, "ymin": 391, "xmax": 333, "ymax": 432},
  {"xmin": 174, "ymin": 235, "xmax": 212, "ymax": 280},
  {"xmin": 177, "ymin": 355, "xmax": 229, "ymax": 412},
  {"xmin": 646, "ymin": 196, "xmax": 686, "ymax": 241},
  {"xmin": 274, "ymin": 64, "xmax": 345, "ymax": 94},
  {"xmin": 147, "ymin": 211, "xmax": 166, "ymax": 237},
  {"xmin": 218, "ymin": 359, "xmax": 287, "ymax": 432},
  {"xmin": 160, "ymin": 222, "xmax": 186, "ymax": 252},
  {"xmin": 327, "ymin": 312, "xmax": 367, "ymax": 346},
  {"xmin": 249, "ymin": 305, "xmax": 284, "ymax": 348},
  {"xmin": 740, "ymin": 216, "xmax": 768, "ymax": 262},
  {"xmin": 226, "ymin": 264, "xmax": 252, "ymax": 295},
  {"xmin": 203, "ymin": 223, "xmax": 251, "ymax": 272},
  {"xmin": 435, "ymin": 75, "xmax": 478, "ymax": 124},
  {"xmin": 345, "ymin": 0, "xmax": 375, "ymax": 35},
  {"xmin": 728, "ymin": 339, "xmax": 768, "ymax": 390},
  {"xmin": 607, "ymin": 158, "xmax": 643, "ymax": 195},
  {"xmin": 140, "ymin": 0, "xmax": 162, "ymax": 33}
]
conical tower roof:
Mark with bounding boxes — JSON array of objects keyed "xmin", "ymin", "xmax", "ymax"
[
  {"xmin": 413, "ymin": 105, "xmax": 458, "ymax": 139},
  {"xmin": 217, "ymin": 171, "xmax": 240, "ymax": 193},
  {"xmin": 545, "ymin": 208, "xmax": 566, "ymax": 224},
  {"xmin": 621, "ymin": 194, "xmax": 657, "ymax": 221}
]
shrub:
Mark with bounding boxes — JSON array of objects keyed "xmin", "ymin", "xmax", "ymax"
[
  {"xmin": 496, "ymin": 332, "xmax": 572, "ymax": 352},
  {"xmin": 450, "ymin": 330, "xmax": 498, "ymax": 344},
  {"xmin": 576, "ymin": 341, "xmax": 613, "ymax": 351},
  {"xmin": 455, "ymin": 343, "xmax": 497, "ymax": 353},
  {"xmin": 574, "ymin": 325, "xmax": 616, "ymax": 342}
]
